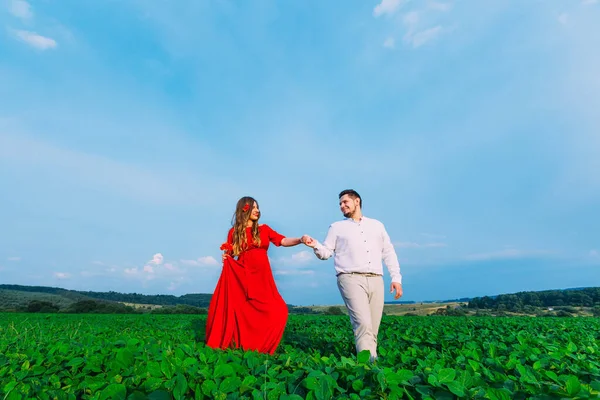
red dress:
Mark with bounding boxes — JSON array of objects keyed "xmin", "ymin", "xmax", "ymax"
[{"xmin": 205, "ymin": 224, "xmax": 289, "ymax": 355}]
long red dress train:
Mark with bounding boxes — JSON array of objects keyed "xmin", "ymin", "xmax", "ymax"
[{"xmin": 205, "ymin": 224, "xmax": 289, "ymax": 355}]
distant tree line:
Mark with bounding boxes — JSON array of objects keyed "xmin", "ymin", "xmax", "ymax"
[
  {"xmin": 287, "ymin": 305, "xmax": 320, "ymax": 315},
  {"xmin": 1, "ymin": 285, "xmax": 339, "ymax": 316},
  {"xmin": 22, "ymin": 299, "xmax": 326, "ymax": 315},
  {"xmin": 0, "ymin": 284, "xmax": 212, "ymax": 307},
  {"xmin": 24, "ymin": 299, "xmax": 139, "ymax": 314},
  {"xmin": 22, "ymin": 299, "xmax": 209, "ymax": 314},
  {"xmin": 433, "ymin": 305, "xmax": 468, "ymax": 317},
  {"xmin": 468, "ymin": 287, "xmax": 600, "ymax": 311},
  {"xmin": 150, "ymin": 304, "xmax": 207, "ymax": 314},
  {"xmin": 0, "ymin": 289, "xmax": 75, "ymax": 311},
  {"xmin": 76, "ymin": 292, "xmax": 213, "ymax": 308}
]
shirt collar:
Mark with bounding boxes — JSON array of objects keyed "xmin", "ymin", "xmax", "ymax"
[{"xmin": 344, "ymin": 215, "xmax": 366, "ymax": 223}]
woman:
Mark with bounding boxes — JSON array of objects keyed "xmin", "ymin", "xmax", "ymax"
[{"xmin": 205, "ymin": 196, "xmax": 307, "ymax": 355}]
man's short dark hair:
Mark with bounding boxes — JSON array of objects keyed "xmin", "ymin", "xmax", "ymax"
[{"xmin": 339, "ymin": 189, "xmax": 362, "ymax": 207}]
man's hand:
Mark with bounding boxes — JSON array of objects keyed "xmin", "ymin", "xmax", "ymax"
[
  {"xmin": 390, "ymin": 282, "xmax": 403, "ymax": 300},
  {"xmin": 222, "ymin": 253, "xmax": 229, "ymax": 261},
  {"xmin": 301, "ymin": 235, "xmax": 316, "ymax": 248}
]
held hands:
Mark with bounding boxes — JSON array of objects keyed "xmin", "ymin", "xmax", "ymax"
[
  {"xmin": 301, "ymin": 235, "xmax": 316, "ymax": 248},
  {"xmin": 390, "ymin": 282, "xmax": 403, "ymax": 300}
]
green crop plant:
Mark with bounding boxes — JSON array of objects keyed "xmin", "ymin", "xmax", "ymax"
[{"xmin": 1, "ymin": 314, "xmax": 599, "ymax": 399}]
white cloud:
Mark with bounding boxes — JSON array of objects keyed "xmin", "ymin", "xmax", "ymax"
[
  {"xmin": 428, "ymin": 1, "xmax": 451, "ymax": 12},
  {"xmin": 121, "ymin": 252, "xmax": 213, "ymax": 290},
  {"xmin": 80, "ymin": 265, "xmax": 120, "ymax": 278},
  {"xmin": 7, "ymin": 256, "xmax": 21, "ymax": 261},
  {"xmin": 139, "ymin": 253, "xmax": 163, "ymax": 275},
  {"xmin": 92, "ymin": 261, "xmax": 105, "ymax": 266},
  {"xmin": 373, "ymin": 0, "xmax": 404, "ymax": 17},
  {"xmin": 269, "ymin": 251, "xmax": 318, "ymax": 280},
  {"xmin": 405, "ymin": 25, "xmax": 443, "ymax": 48},
  {"xmin": 465, "ymin": 248, "xmax": 552, "ymax": 261},
  {"xmin": 466, "ymin": 249, "xmax": 521, "ymax": 261},
  {"xmin": 274, "ymin": 269, "xmax": 315, "ymax": 276},
  {"xmin": 290, "ymin": 251, "xmax": 313, "ymax": 264},
  {"xmin": 582, "ymin": 0, "xmax": 597, "ymax": 5},
  {"xmin": 149, "ymin": 253, "xmax": 163, "ymax": 265},
  {"xmin": 9, "ymin": 29, "xmax": 57, "ymax": 50},
  {"xmin": 590, "ymin": 250, "xmax": 599, "ymax": 257},
  {"xmin": 54, "ymin": 272, "xmax": 70, "ymax": 279},
  {"xmin": 403, "ymin": 11, "xmax": 419, "ymax": 27},
  {"xmin": 198, "ymin": 256, "xmax": 218, "ymax": 266},
  {"xmin": 180, "ymin": 256, "xmax": 218, "ymax": 267},
  {"xmin": 383, "ymin": 37, "xmax": 395, "ymax": 48},
  {"xmin": 9, "ymin": 0, "xmax": 32, "ymax": 20},
  {"xmin": 394, "ymin": 242, "xmax": 448, "ymax": 248},
  {"xmin": 166, "ymin": 277, "xmax": 185, "ymax": 291},
  {"xmin": 558, "ymin": 13, "xmax": 569, "ymax": 25},
  {"xmin": 382, "ymin": 6, "xmax": 449, "ymax": 50},
  {"xmin": 80, "ymin": 270, "xmax": 104, "ymax": 278},
  {"xmin": 421, "ymin": 233, "xmax": 447, "ymax": 239}
]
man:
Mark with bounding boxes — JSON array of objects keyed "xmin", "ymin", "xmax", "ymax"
[{"xmin": 302, "ymin": 189, "xmax": 402, "ymax": 361}]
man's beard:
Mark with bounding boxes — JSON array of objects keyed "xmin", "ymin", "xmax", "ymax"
[{"xmin": 343, "ymin": 209, "xmax": 354, "ymax": 218}]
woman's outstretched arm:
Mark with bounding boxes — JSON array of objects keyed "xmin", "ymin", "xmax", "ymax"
[
  {"xmin": 281, "ymin": 237, "xmax": 303, "ymax": 247},
  {"xmin": 266, "ymin": 224, "xmax": 312, "ymax": 247}
]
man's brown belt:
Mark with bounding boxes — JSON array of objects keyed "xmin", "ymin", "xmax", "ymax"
[{"xmin": 336, "ymin": 272, "xmax": 382, "ymax": 277}]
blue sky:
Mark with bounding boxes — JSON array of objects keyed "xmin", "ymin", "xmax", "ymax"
[{"xmin": 1, "ymin": 0, "xmax": 599, "ymax": 306}]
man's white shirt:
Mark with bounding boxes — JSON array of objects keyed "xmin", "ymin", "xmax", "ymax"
[{"xmin": 312, "ymin": 216, "xmax": 402, "ymax": 284}]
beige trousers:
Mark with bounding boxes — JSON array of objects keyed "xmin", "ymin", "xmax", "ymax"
[{"xmin": 336, "ymin": 273, "xmax": 384, "ymax": 361}]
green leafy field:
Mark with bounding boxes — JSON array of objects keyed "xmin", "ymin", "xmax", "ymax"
[{"xmin": 1, "ymin": 314, "xmax": 599, "ymax": 399}]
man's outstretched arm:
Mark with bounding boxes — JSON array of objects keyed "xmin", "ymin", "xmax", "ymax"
[{"xmin": 304, "ymin": 225, "xmax": 335, "ymax": 260}]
